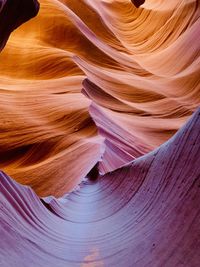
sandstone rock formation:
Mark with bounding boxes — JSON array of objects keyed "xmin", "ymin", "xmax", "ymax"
[{"xmin": 0, "ymin": 0, "xmax": 200, "ymax": 266}]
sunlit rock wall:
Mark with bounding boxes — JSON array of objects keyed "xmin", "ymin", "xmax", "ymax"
[
  {"xmin": 0, "ymin": 0, "xmax": 199, "ymax": 197},
  {"xmin": 0, "ymin": 1, "xmax": 200, "ymax": 266}
]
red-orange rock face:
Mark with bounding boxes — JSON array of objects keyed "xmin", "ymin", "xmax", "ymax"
[{"xmin": 0, "ymin": 0, "xmax": 200, "ymax": 266}]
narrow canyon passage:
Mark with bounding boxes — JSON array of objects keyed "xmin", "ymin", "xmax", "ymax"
[{"xmin": 0, "ymin": 0, "xmax": 200, "ymax": 266}]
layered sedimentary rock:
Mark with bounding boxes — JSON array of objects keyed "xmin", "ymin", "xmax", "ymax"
[
  {"xmin": 0, "ymin": 0, "xmax": 200, "ymax": 266},
  {"xmin": 0, "ymin": 0, "xmax": 199, "ymax": 196},
  {"xmin": 1, "ymin": 107, "xmax": 200, "ymax": 267}
]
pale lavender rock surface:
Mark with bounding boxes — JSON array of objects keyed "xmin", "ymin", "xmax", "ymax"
[{"xmin": 0, "ymin": 107, "xmax": 200, "ymax": 267}]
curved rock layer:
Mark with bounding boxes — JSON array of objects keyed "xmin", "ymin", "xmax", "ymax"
[
  {"xmin": 1, "ymin": 107, "xmax": 200, "ymax": 267},
  {"xmin": 1, "ymin": 0, "xmax": 200, "ymax": 266},
  {"xmin": 0, "ymin": 0, "xmax": 200, "ymax": 196}
]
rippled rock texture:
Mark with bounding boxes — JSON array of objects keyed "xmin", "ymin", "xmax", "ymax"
[
  {"xmin": 0, "ymin": 0, "xmax": 200, "ymax": 266},
  {"xmin": 1, "ymin": 107, "xmax": 200, "ymax": 267},
  {"xmin": 0, "ymin": 0, "xmax": 199, "ymax": 196}
]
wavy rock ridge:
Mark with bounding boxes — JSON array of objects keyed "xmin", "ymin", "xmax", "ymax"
[
  {"xmin": 1, "ymin": 106, "xmax": 200, "ymax": 267},
  {"xmin": 0, "ymin": 0, "xmax": 200, "ymax": 196},
  {"xmin": 0, "ymin": 0, "xmax": 200, "ymax": 266}
]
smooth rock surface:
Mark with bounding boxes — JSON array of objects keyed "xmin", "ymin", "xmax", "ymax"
[{"xmin": 0, "ymin": 107, "xmax": 200, "ymax": 267}]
